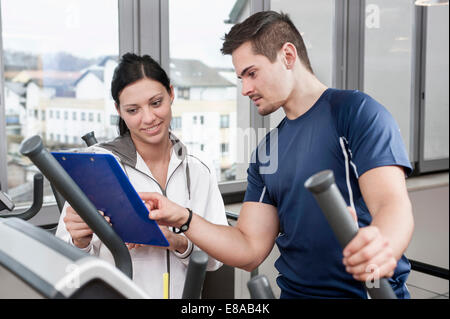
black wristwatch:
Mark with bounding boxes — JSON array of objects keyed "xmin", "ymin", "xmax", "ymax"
[{"xmin": 174, "ymin": 208, "xmax": 193, "ymax": 234}]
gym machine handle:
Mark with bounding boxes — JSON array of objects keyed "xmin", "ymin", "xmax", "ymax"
[
  {"xmin": 19, "ymin": 135, "xmax": 133, "ymax": 279},
  {"xmin": 2, "ymin": 173, "xmax": 43, "ymax": 220},
  {"xmin": 52, "ymin": 131, "xmax": 99, "ymax": 213},
  {"xmin": 304, "ymin": 170, "xmax": 398, "ymax": 299},
  {"xmin": 182, "ymin": 251, "xmax": 208, "ymax": 299},
  {"xmin": 82, "ymin": 131, "xmax": 98, "ymax": 147},
  {"xmin": 247, "ymin": 274, "xmax": 275, "ymax": 299}
]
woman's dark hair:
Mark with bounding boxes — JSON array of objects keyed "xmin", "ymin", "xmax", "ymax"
[
  {"xmin": 221, "ymin": 11, "xmax": 313, "ymax": 74},
  {"xmin": 111, "ymin": 53, "xmax": 172, "ymax": 136}
]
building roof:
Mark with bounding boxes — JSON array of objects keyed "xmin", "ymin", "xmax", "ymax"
[
  {"xmin": 73, "ymin": 69, "xmax": 104, "ymax": 86},
  {"xmin": 11, "ymin": 70, "xmax": 81, "ymax": 84},
  {"xmin": 170, "ymin": 58, "xmax": 235, "ymax": 88},
  {"xmin": 4, "ymin": 81, "xmax": 26, "ymax": 96},
  {"xmin": 97, "ymin": 55, "xmax": 118, "ymax": 67},
  {"xmin": 225, "ymin": 0, "xmax": 247, "ymax": 24},
  {"xmin": 41, "ymin": 97, "xmax": 104, "ymax": 110}
]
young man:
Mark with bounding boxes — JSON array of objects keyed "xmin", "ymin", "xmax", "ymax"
[{"xmin": 140, "ymin": 11, "xmax": 414, "ymax": 298}]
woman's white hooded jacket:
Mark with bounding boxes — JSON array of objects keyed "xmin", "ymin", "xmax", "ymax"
[{"xmin": 55, "ymin": 132, "xmax": 228, "ymax": 298}]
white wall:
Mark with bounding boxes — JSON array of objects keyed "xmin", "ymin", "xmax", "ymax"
[{"xmin": 75, "ymin": 73, "xmax": 104, "ymax": 99}]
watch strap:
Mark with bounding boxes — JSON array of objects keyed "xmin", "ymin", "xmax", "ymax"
[{"xmin": 174, "ymin": 208, "xmax": 193, "ymax": 234}]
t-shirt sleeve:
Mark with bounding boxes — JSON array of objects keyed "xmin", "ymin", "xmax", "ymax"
[
  {"xmin": 243, "ymin": 150, "xmax": 275, "ymax": 206},
  {"xmin": 339, "ymin": 92, "xmax": 413, "ymax": 177}
]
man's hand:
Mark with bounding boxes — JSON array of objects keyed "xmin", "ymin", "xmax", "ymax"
[
  {"xmin": 342, "ymin": 207, "xmax": 397, "ymax": 282},
  {"xmin": 139, "ymin": 192, "xmax": 190, "ymax": 229}
]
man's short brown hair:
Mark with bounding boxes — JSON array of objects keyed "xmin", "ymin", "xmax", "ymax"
[{"xmin": 221, "ymin": 11, "xmax": 314, "ymax": 74}]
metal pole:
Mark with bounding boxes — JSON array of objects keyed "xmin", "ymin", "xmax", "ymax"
[{"xmin": 305, "ymin": 170, "xmax": 397, "ymax": 299}]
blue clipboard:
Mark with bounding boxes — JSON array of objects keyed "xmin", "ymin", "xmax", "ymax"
[{"xmin": 52, "ymin": 152, "xmax": 169, "ymax": 247}]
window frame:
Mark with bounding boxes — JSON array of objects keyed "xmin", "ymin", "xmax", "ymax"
[
  {"xmin": 415, "ymin": 5, "xmax": 449, "ymax": 173},
  {"xmin": 0, "ymin": 3, "xmax": 7, "ymax": 192}
]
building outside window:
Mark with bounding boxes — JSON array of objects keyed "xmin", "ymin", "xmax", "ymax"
[
  {"xmin": 0, "ymin": 0, "xmax": 119, "ymax": 203},
  {"xmin": 169, "ymin": 0, "xmax": 242, "ymax": 181}
]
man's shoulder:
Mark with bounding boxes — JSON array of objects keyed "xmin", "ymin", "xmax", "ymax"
[{"xmin": 328, "ymin": 89, "xmax": 372, "ymax": 109}]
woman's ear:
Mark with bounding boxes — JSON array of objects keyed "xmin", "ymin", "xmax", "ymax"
[
  {"xmin": 115, "ymin": 103, "xmax": 121, "ymax": 115},
  {"xmin": 169, "ymin": 85, "xmax": 175, "ymax": 104}
]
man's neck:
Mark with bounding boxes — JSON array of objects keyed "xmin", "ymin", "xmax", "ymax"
[{"xmin": 283, "ymin": 71, "xmax": 328, "ymax": 120}]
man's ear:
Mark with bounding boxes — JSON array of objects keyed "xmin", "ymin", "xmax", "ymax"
[{"xmin": 281, "ymin": 42, "xmax": 298, "ymax": 70}]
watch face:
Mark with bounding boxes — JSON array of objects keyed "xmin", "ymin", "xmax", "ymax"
[{"xmin": 181, "ymin": 225, "xmax": 188, "ymax": 231}]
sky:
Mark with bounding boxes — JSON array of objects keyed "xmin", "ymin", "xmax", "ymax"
[
  {"xmin": 1, "ymin": 0, "xmax": 119, "ymax": 58},
  {"xmin": 169, "ymin": 0, "xmax": 236, "ymax": 68},
  {"xmin": 1, "ymin": 0, "xmax": 236, "ymax": 68}
]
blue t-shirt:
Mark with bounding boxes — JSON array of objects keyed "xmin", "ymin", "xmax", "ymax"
[{"xmin": 244, "ymin": 88, "xmax": 413, "ymax": 299}]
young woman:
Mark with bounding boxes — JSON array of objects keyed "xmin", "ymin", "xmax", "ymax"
[{"xmin": 55, "ymin": 53, "xmax": 228, "ymax": 299}]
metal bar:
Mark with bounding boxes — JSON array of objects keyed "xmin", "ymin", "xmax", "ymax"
[
  {"xmin": 182, "ymin": 251, "xmax": 208, "ymax": 299},
  {"xmin": 19, "ymin": 135, "xmax": 133, "ymax": 279},
  {"xmin": 0, "ymin": 3, "xmax": 8, "ymax": 192},
  {"xmin": 410, "ymin": 259, "xmax": 449, "ymax": 280},
  {"xmin": 305, "ymin": 170, "xmax": 398, "ymax": 299}
]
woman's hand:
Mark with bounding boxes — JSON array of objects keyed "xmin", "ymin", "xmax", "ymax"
[{"xmin": 64, "ymin": 206, "xmax": 110, "ymax": 249}]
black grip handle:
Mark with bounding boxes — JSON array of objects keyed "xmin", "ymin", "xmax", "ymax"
[
  {"xmin": 182, "ymin": 251, "xmax": 208, "ymax": 299},
  {"xmin": 81, "ymin": 131, "xmax": 98, "ymax": 147},
  {"xmin": 19, "ymin": 135, "xmax": 133, "ymax": 279},
  {"xmin": 247, "ymin": 274, "xmax": 275, "ymax": 299},
  {"xmin": 304, "ymin": 170, "xmax": 397, "ymax": 299},
  {"xmin": 3, "ymin": 173, "xmax": 43, "ymax": 220}
]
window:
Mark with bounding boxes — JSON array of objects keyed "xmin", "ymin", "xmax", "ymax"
[
  {"xmin": 110, "ymin": 114, "xmax": 119, "ymax": 126},
  {"xmin": 220, "ymin": 114, "xmax": 230, "ymax": 129},
  {"xmin": 221, "ymin": 143, "xmax": 229, "ymax": 154},
  {"xmin": 364, "ymin": 1, "xmax": 449, "ymax": 172},
  {"xmin": 171, "ymin": 116, "xmax": 182, "ymax": 130},
  {"xmin": 169, "ymin": 0, "xmax": 250, "ymax": 183},
  {"xmin": 421, "ymin": 5, "xmax": 449, "ymax": 170},
  {"xmin": 177, "ymin": 87, "xmax": 190, "ymax": 100},
  {"xmin": 270, "ymin": 0, "xmax": 335, "ymax": 128},
  {"xmin": 364, "ymin": 0, "xmax": 414, "ymax": 157},
  {"xmin": 0, "ymin": 0, "xmax": 119, "ymax": 204}
]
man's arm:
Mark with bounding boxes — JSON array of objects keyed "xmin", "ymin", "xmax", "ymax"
[
  {"xmin": 343, "ymin": 165, "xmax": 414, "ymax": 281},
  {"xmin": 140, "ymin": 192, "xmax": 279, "ymax": 271}
]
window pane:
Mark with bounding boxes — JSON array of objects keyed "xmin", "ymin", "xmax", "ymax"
[
  {"xmin": 1, "ymin": 0, "xmax": 119, "ymax": 203},
  {"xmin": 423, "ymin": 6, "xmax": 449, "ymax": 161},
  {"xmin": 169, "ymin": 0, "xmax": 249, "ymax": 182},
  {"xmin": 270, "ymin": 0, "xmax": 335, "ymax": 128},
  {"xmin": 364, "ymin": 0, "xmax": 414, "ymax": 158}
]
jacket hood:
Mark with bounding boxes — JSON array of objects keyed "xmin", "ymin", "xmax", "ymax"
[{"xmin": 97, "ymin": 131, "xmax": 188, "ymax": 168}]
